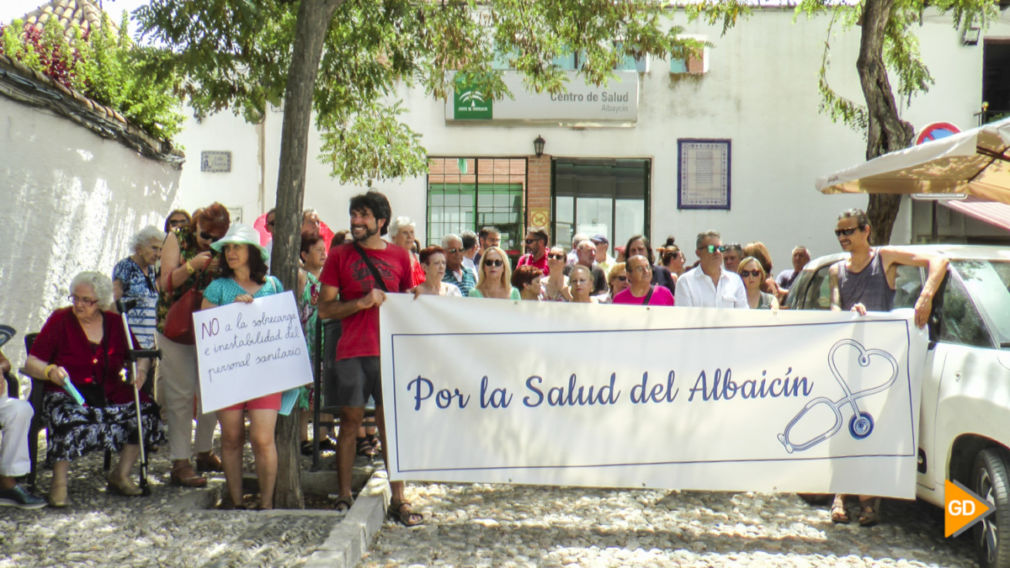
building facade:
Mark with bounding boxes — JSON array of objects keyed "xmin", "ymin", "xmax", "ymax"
[{"xmin": 173, "ymin": 7, "xmax": 1010, "ymax": 271}]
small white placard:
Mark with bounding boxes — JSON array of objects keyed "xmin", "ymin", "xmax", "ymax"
[{"xmin": 193, "ymin": 291, "xmax": 312, "ymax": 413}]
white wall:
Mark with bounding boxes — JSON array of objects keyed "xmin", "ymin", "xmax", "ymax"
[
  {"xmin": 174, "ymin": 110, "xmax": 262, "ymax": 224},
  {"xmin": 0, "ymin": 96, "xmax": 181, "ymax": 369},
  {"xmin": 174, "ymin": 7, "xmax": 1007, "ymax": 273}
]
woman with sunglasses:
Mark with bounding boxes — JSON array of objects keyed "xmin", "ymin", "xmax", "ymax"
[
  {"xmin": 25, "ymin": 272, "xmax": 166, "ymax": 507},
  {"xmin": 156, "ymin": 203, "xmax": 230, "ymax": 489},
  {"xmin": 601, "ymin": 262, "xmax": 628, "ymax": 303},
  {"xmin": 543, "ymin": 246, "xmax": 571, "ymax": 301},
  {"xmin": 163, "ymin": 209, "xmax": 191, "ymax": 234},
  {"xmin": 744, "ymin": 241, "xmax": 785, "ymax": 302},
  {"xmin": 738, "ymin": 256, "xmax": 779, "ymax": 310},
  {"xmin": 468, "ymin": 246, "xmax": 520, "ymax": 300}
]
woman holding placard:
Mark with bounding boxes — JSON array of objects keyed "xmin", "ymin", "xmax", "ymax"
[
  {"xmin": 25, "ymin": 272, "xmax": 166, "ymax": 507},
  {"xmin": 201, "ymin": 223, "xmax": 284, "ymax": 509}
]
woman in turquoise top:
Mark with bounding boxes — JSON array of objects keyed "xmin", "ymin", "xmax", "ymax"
[
  {"xmin": 201, "ymin": 223, "xmax": 283, "ymax": 509},
  {"xmin": 468, "ymin": 245, "xmax": 520, "ymax": 300}
]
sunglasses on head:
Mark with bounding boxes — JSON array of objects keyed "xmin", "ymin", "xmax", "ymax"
[
  {"xmin": 705, "ymin": 245, "xmax": 727, "ymax": 254},
  {"xmin": 484, "ymin": 259, "xmax": 504, "ymax": 267},
  {"xmin": 740, "ymin": 270, "xmax": 762, "ymax": 278},
  {"xmin": 834, "ymin": 227, "xmax": 861, "ymax": 237}
]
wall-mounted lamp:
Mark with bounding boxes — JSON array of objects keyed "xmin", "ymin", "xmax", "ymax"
[{"xmin": 533, "ymin": 135, "xmax": 545, "ymax": 158}]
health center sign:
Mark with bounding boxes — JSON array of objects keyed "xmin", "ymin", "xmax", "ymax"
[
  {"xmin": 380, "ymin": 295, "xmax": 927, "ymax": 499},
  {"xmin": 448, "ymin": 70, "xmax": 639, "ymax": 124}
]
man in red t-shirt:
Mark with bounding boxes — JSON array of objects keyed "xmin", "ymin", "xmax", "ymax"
[
  {"xmin": 317, "ymin": 191, "xmax": 421, "ymax": 526},
  {"xmin": 516, "ymin": 227, "xmax": 550, "ymax": 275}
]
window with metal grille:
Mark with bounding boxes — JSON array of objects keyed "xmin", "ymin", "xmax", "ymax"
[{"xmin": 427, "ymin": 158, "xmax": 526, "ymax": 255}]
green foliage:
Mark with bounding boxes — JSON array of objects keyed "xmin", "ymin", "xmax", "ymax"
[
  {"xmin": 135, "ymin": 0, "xmax": 699, "ymax": 185},
  {"xmin": 0, "ymin": 14, "xmax": 183, "ymax": 140},
  {"xmin": 796, "ymin": 0, "xmax": 997, "ymax": 135}
]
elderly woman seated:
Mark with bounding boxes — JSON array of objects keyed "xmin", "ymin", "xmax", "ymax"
[{"xmin": 26, "ymin": 271, "xmax": 165, "ymax": 508}]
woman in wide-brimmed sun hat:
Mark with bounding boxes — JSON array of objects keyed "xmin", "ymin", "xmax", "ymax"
[{"xmin": 202, "ymin": 223, "xmax": 285, "ymax": 509}]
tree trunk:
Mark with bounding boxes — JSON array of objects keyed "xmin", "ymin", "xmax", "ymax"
[
  {"xmin": 272, "ymin": 0, "xmax": 345, "ymax": 510},
  {"xmin": 856, "ymin": 0, "xmax": 914, "ymax": 245}
]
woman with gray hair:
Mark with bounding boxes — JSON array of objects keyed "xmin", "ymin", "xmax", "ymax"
[
  {"xmin": 113, "ymin": 225, "xmax": 165, "ymax": 349},
  {"xmin": 389, "ymin": 216, "xmax": 425, "ymax": 287},
  {"xmin": 25, "ymin": 272, "xmax": 166, "ymax": 507}
]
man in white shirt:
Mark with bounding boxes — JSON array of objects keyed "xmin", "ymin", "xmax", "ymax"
[{"xmin": 674, "ymin": 230, "xmax": 748, "ymax": 308}]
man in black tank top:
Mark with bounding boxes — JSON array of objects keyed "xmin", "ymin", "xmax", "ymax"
[
  {"xmin": 828, "ymin": 208, "xmax": 947, "ymax": 328},
  {"xmin": 825, "ymin": 207, "xmax": 949, "ymax": 527}
]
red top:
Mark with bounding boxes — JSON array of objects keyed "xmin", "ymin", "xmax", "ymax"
[
  {"xmin": 30, "ymin": 307, "xmax": 147, "ymax": 405},
  {"xmin": 320, "ymin": 242, "xmax": 412, "ymax": 360},
  {"xmin": 409, "ymin": 252, "xmax": 426, "ymax": 288},
  {"xmin": 517, "ymin": 252, "xmax": 550, "ymax": 276}
]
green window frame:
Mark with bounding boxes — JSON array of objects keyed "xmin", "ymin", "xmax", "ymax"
[{"xmin": 427, "ymin": 158, "xmax": 526, "ymax": 255}]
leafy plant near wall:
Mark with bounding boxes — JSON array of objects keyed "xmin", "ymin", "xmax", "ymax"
[{"xmin": 0, "ymin": 12, "xmax": 184, "ymax": 140}]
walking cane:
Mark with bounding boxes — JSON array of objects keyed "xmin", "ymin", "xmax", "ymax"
[{"xmin": 116, "ymin": 298, "xmax": 161, "ymax": 496}]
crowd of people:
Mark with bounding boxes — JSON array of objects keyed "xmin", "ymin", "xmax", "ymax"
[{"xmin": 0, "ymin": 193, "xmax": 943, "ymax": 533}]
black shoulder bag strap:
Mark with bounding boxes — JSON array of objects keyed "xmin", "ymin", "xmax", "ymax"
[
  {"xmin": 353, "ymin": 242, "xmax": 389, "ymax": 293},
  {"xmin": 641, "ymin": 286, "xmax": 655, "ymax": 305}
]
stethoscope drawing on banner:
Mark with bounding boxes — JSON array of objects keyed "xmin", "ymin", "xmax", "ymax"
[{"xmin": 777, "ymin": 338, "xmax": 898, "ymax": 454}]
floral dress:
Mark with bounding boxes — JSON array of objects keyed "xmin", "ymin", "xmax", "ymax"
[{"xmin": 112, "ymin": 257, "xmax": 159, "ymax": 348}]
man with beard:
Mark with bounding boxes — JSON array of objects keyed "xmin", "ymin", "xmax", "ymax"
[
  {"xmin": 517, "ymin": 227, "xmax": 550, "ymax": 275},
  {"xmin": 826, "ymin": 207, "xmax": 946, "ymax": 527},
  {"xmin": 474, "ymin": 226, "xmax": 500, "ymax": 267},
  {"xmin": 317, "ymin": 191, "xmax": 422, "ymax": 525}
]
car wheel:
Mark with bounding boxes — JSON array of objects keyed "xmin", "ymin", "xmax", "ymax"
[{"xmin": 973, "ymin": 448, "xmax": 1010, "ymax": 568}]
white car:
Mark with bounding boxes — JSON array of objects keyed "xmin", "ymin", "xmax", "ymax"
[{"xmin": 785, "ymin": 245, "xmax": 1010, "ymax": 568}]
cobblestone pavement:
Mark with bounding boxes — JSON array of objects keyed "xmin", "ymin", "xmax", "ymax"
[
  {"xmin": 0, "ymin": 449, "xmax": 342, "ymax": 568},
  {"xmin": 361, "ymin": 483, "xmax": 978, "ymax": 567},
  {"xmin": 0, "ymin": 446, "xmax": 981, "ymax": 568}
]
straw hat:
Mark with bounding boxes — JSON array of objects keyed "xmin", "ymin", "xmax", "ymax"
[{"xmin": 210, "ymin": 223, "xmax": 268, "ymax": 261}]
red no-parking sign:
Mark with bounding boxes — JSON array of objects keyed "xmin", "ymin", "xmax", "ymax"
[{"xmin": 916, "ymin": 122, "xmax": 960, "ymax": 145}]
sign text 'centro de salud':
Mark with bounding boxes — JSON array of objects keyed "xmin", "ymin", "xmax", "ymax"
[{"xmin": 447, "ymin": 71, "xmax": 639, "ymax": 124}]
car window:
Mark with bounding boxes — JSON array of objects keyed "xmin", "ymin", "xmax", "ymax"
[
  {"xmin": 937, "ymin": 273, "xmax": 993, "ymax": 348},
  {"xmin": 800, "ymin": 263, "xmax": 833, "ymax": 310},
  {"xmin": 951, "ymin": 260, "xmax": 1010, "ymax": 347},
  {"xmin": 893, "ymin": 265, "xmax": 923, "ymax": 309}
]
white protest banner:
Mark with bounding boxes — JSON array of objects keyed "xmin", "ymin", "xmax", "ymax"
[
  {"xmin": 380, "ymin": 295, "xmax": 927, "ymax": 498},
  {"xmin": 194, "ymin": 291, "xmax": 312, "ymax": 413}
]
